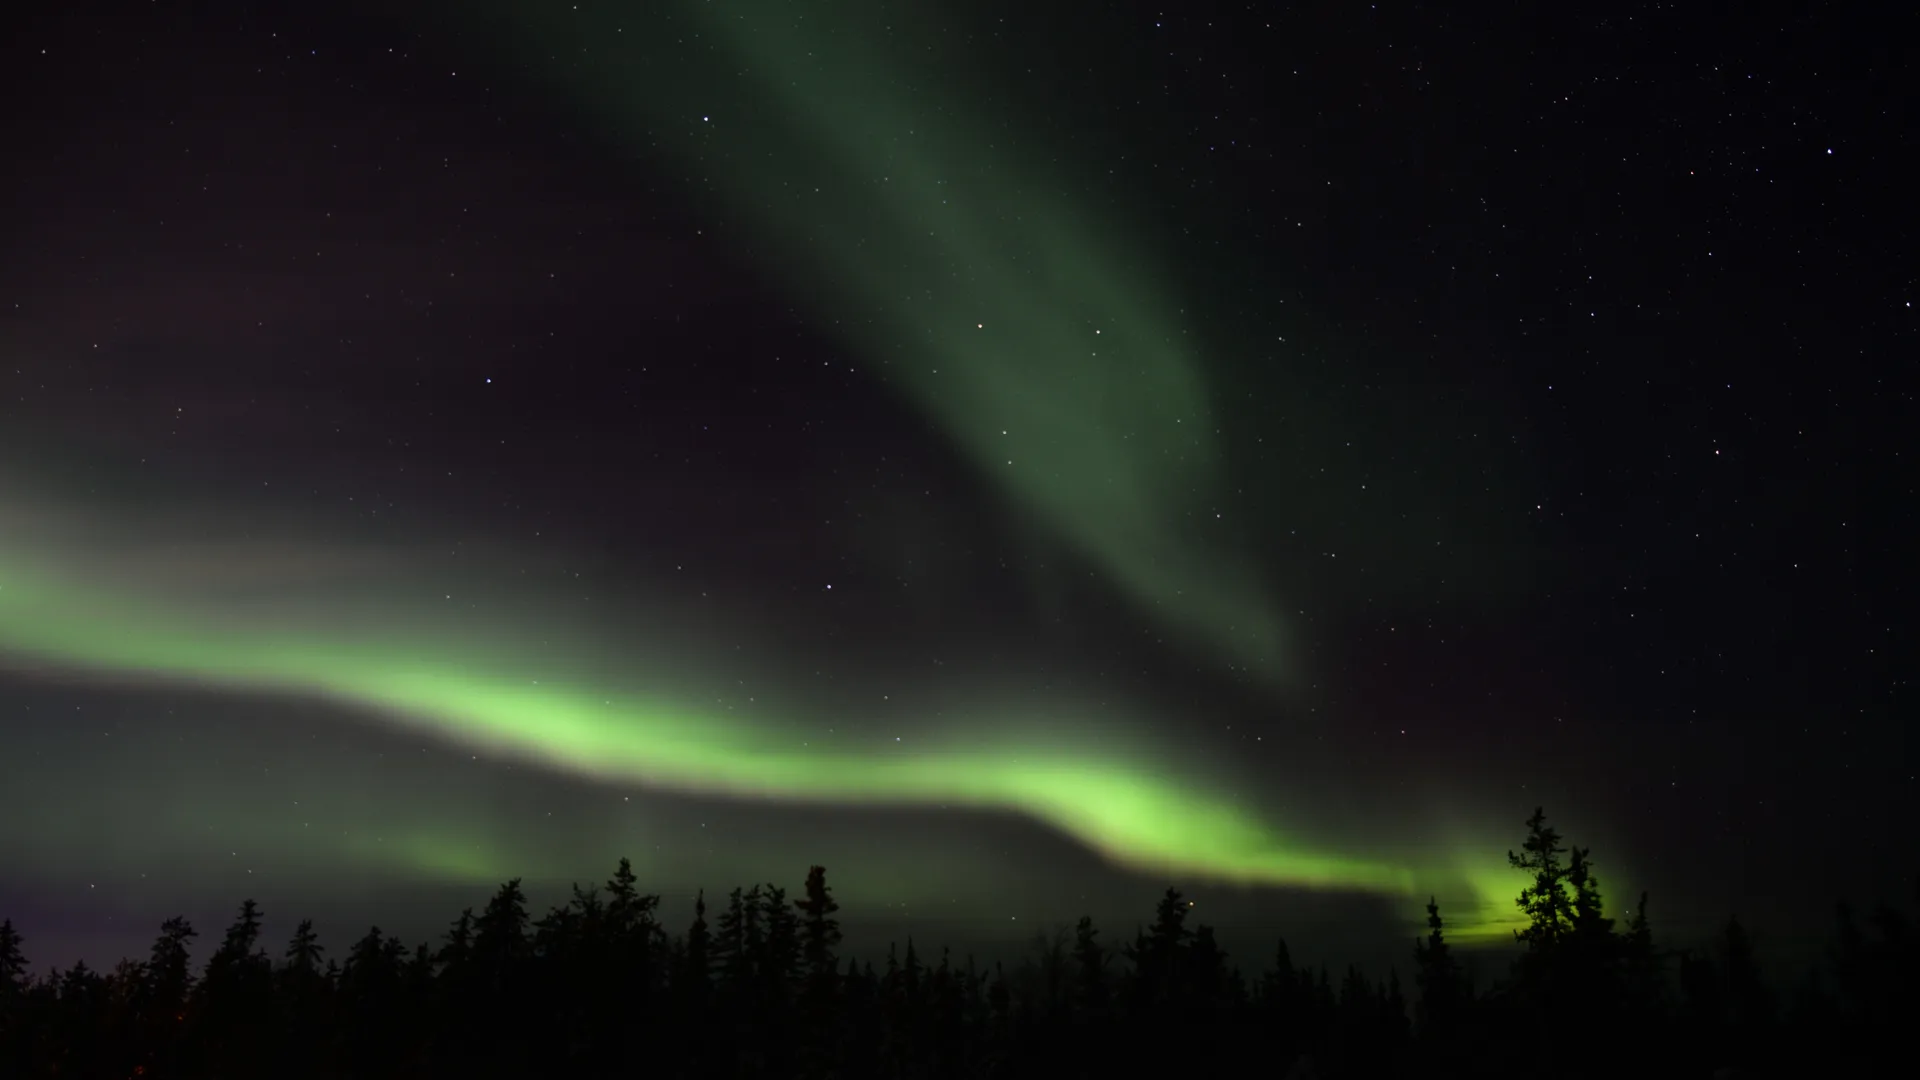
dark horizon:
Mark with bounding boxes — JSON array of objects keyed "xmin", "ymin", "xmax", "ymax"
[
  {"xmin": 0, "ymin": 809, "xmax": 1869, "ymax": 992},
  {"xmin": 5, "ymin": 822, "xmax": 1916, "ymax": 1079}
]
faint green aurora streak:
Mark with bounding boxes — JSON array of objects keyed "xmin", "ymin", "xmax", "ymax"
[
  {"xmin": 0, "ymin": 0, "xmax": 1548, "ymax": 939},
  {"xmin": 453, "ymin": 0, "xmax": 1293, "ymax": 680},
  {"xmin": 0, "ymin": 549, "xmax": 1523, "ymax": 937}
]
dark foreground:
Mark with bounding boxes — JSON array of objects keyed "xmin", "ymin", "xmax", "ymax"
[{"xmin": 1, "ymin": 809, "xmax": 1913, "ymax": 1079}]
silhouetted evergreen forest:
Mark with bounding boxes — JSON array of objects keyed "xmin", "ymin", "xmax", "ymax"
[{"xmin": 1, "ymin": 808, "xmax": 1913, "ymax": 1078}]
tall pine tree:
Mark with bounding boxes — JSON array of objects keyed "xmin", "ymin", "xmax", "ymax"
[{"xmin": 1509, "ymin": 807, "xmax": 1575, "ymax": 952}]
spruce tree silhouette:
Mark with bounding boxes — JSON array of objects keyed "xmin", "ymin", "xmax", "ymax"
[
  {"xmin": 1619, "ymin": 890, "xmax": 1663, "ymax": 1018},
  {"xmin": 760, "ymin": 882, "xmax": 800, "ymax": 999},
  {"xmin": 1505, "ymin": 804, "xmax": 1583, "ymax": 1069},
  {"xmin": 682, "ymin": 887, "xmax": 711, "ymax": 994},
  {"xmin": 437, "ymin": 907, "xmax": 474, "ymax": 980},
  {"xmin": 1187, "ymin": 922, "xmax": 1231, "ymax": 1013},
  {"xmin": 474, "ymin": 878, "xmax": 531, "ymax": 977},
  {"xmin": 1014, "ymin": 922, "xmax": 1071, "ymax": 1017},
  {"xmin": 1124, "ymin": 886, "xmax": 1193, "ymax": 1013},
  {"xmin": 338, "ymin": 925, "xmax": 402, "ymax": 1073},
  {"xmin": 0, "ymin": 918, "xmax": 25, "ymax": 1001},
  {"xmin": 791, "ymin": 867, "xmax": 843, "ymax": 1080},
  {"xmin": 987, "ymin": 960, "xmax": 1011, "ymax": 1024},
  {"xmin": 605, "ymin": 856, "xmax": 656, "ymax": 937},
  {"xmin": 195, "ymin": 899, "xmax": 272, "ymax": 1075},
  {"xmin": 1255, "ymin": 934, "xmax": 1308, "ymax": 1066},
  {"xmin": 206, "ymin": 899, "xmax": 264, "ymax": 974},
  {"xmin": 1567, "ymin": 846, "xmax": 1613, "ymax": 939},
  {"xmin": 1382, "ymin": 968, "xmax": 1409, "ymax": 1040},
  {"xmin": 928, "ymin": 946, "xmax": 969, "ymax": 1072},
  {"xmin": 283, "ymin": 918, "xmax": 324, "ymax": 975},
  {"xmin": 713, "ymin": 884, "xmax": 760, "ymax": 996},
  {"xmin": 1072, "ymin": 914, "xmax": 1109, "ymax": 1014},
  {"xmin": 1412, "ymin": 895, "xmax": 1464, "ymax": 1037},
  {"xmin": 4, "ymin": 828, "xmax": 1916, "ymax": 1078},
  {"xmin": 133, "ymin": 916, "xmax": 197, "ymax": 1077},
  {"xmin": 795, "ymin": 866, "xmax": 842, "ymax": 981},
  {"xmin": 147, "ymin": 916, "xmax": 197, "ymax": 1009},
  {"xmin": 1509, "ymin": 806, "xmax": 1575, "ymax": 952},
  {"xmin": 470, "ymin": 879, "xmax": 533, "ymax": 1075},
  {"xmin": 1, "ymin": 921, "xmax": 31, "ymax": 1078},
  {"xmin": 275, "ymin": 919, "xmax": 328, "ymax": 1070}
]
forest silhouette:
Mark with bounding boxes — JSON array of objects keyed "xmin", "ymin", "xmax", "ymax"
[{"xmin": 1, "ymin": 807, "xmax": 1913, "ymax": 1078}]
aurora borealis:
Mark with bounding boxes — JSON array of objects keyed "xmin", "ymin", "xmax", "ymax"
[
  {"xmin": 453, "ymin": 0, "xmax": 1296, "ymax": 683},
  {"xmin": 0, "ymin": 498, "xmax": 1402, "ymax": 894},
  {"xmin": 2, "ymin": 0, "xmax": 1910, "ymax": 975}
]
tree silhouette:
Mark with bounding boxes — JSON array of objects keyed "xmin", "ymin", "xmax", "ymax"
[
  {"xmin": 146, "ymin": 916, "xmax": 197, "ymax": 1005},
  {"xmin": 1412, "ymin": 896, "xmax": 1463, "ymax": 1034},
  {"xmin": 474, "ymin": 877, "xmax": 531, "ymax": 976},
  {"xmin": 791, "ymin": 868, "xmax": 842, "ymax": 1080},
  {"xmin": 0, "ymin": 922, "xmax": 23, "ymax": 1078},
  {"xmin": 1619, "ymin": 891, "xmax": 1662, "ymax": 1015},
  {"xmin": 284, "ymin": 918, "xmax": 324, "ymax": 974},
  {"xmin": 1073, "ymin": 915, "xmax": 1109, "ymax": 1014},
  {"xmin": 1567, "ymin": 846, "xmax": 1613, "ymax": 940},
  {"xmin": 794, "ymin": 865, "xmax": 842, "ymax": 985},
  {"xmin": 1125, "ymin": 886, "xmax": 1194, "ymax": 1010},
  {"xmin": 605, "ymin": 856, "xmax": 656, "ymax": 937},
  {"xmin": 760, "ymin": 883, "xmax": 800, "ymax": 994},
  {"xmin": 194, "ymin": 899, "xmax": 273, "ymax": 1074},
  {"xmin": 0, "ymin": 832, "xmax": 1909, "ymax": 1077},
  {"xmin": 713, "ymin": 884, "xmax": 763, "ymax": 996},
  {"xmin": 1186, "ymin": 922, "xmax": 1231, "ymax": 1013},
  {"xmin": 276, "ymin": 918, "xmax": 330, "ymax": 1075},
  {"xmin": 682, "ymin": 889, "xmax": 711, "ymax": 992},
  {"xmin": 0, "ymin": 919, "xmax": 25, "ymax": 1001},
  {"xmin": 1509, "ymin": 806, "xmax": 1575, "ymax": 952}
]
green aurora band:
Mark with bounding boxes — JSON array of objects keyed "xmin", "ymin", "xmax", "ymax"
[
  {"xmin": 0, "ymin": 0, "xmax": 1548, "ymax": 942},
  {"xmin": 0, "ymin": 533, "xmax": 1520, "ymax": 940},
  {"xmin": 450, "ymin": 0, "xmax": 1292, "ymax": 681}
]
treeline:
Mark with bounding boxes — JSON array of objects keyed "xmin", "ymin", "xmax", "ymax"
[{"xmin": 0, "ymin": 808, "xmax": 1914, "ymax": 1079}]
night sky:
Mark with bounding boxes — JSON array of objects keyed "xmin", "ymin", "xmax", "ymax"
[{"xmin": 1, "ymin": 1, "xmax": 1910, "ymax": 976}]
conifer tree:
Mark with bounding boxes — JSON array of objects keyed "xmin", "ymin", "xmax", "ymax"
[
  {"xmin": 1072, "ymin": 915, "xmax": 1108, "ymax": 1013},
  {"xmin": 438, "ymin": 908, "xmax": 475, "ymax": 978},
  {"xmin": 147, "ymin": 916, "xmax": 198, "ymax": 1008},
  {"xmin": 342, "ymin": 927, "xmax": 395, "ymax": 991},
  {"xmin": 1567, "ymin": 846, "xmax": 1613, "ymax": 940},
  {"xmin": 987, "ymin": 961, "xmax": 1011, "ymax": 1022},
  {"xmin": 197, "ymin": 898, "xmax": 272, "ymax": 1068},
  {"xmin": 284, "ymin": 919, "xmax": 325, "ymax": 974},
  {"xmin": 1261, "ymin": 937, "xmax": 1299, "ymax": 1009},
  {"xmin": 1383, "ymin": 968, "xmax": 1409, "ymax": 1038},
  {"xmin": 474, "ymin": 878, "xmax": 531, "ymax": 975},
  {"xmin": 605, "ymin": 858, "xmax": 652, "ymax": 934},
  {"xmin": 1509, "ymin": 807, "xmax": 1575, "ymax": 952},
  {"xmin": 201, "ymin": 899, "xmax": 270, "ymax": 1012},
  {"xmin": 794, "ymin": 865, "xmax": 842, "ymax": 984},
  {"xmin": 714, "ymin": 886, "xmax": 757, "ymax": 992},
  {"xmin": 0, "ymin": 919, "xmax": 26, "ymax": 1001},
  {"xmin": 903, "ymin": 937, "xmax": 924, "ymax": 1002},
  {"xmin": 1188, "ymin": 923, "xmax": 1230, "ymax": 1010},
  {"xmin": 209, "ymin": 900, "xmax": 264, "ymax": 969},
  {"xmin": 1125, "ymin": 887, "xmax": 1193, "ymax": 1008},
  {"xmin": 680, "ymin": 890, "xmax": 711, "ymax": 997},
  {"xmin": 1412, "ymin": 896, "xmax": 1463, "ymax": 1032},
  {"xmin": 277, "ymin": 918, "xmax": 329, "ymax": 1054},
  {"xmin": 759, "ymin": 883, "xmax": 800, "ymax": 994}
]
